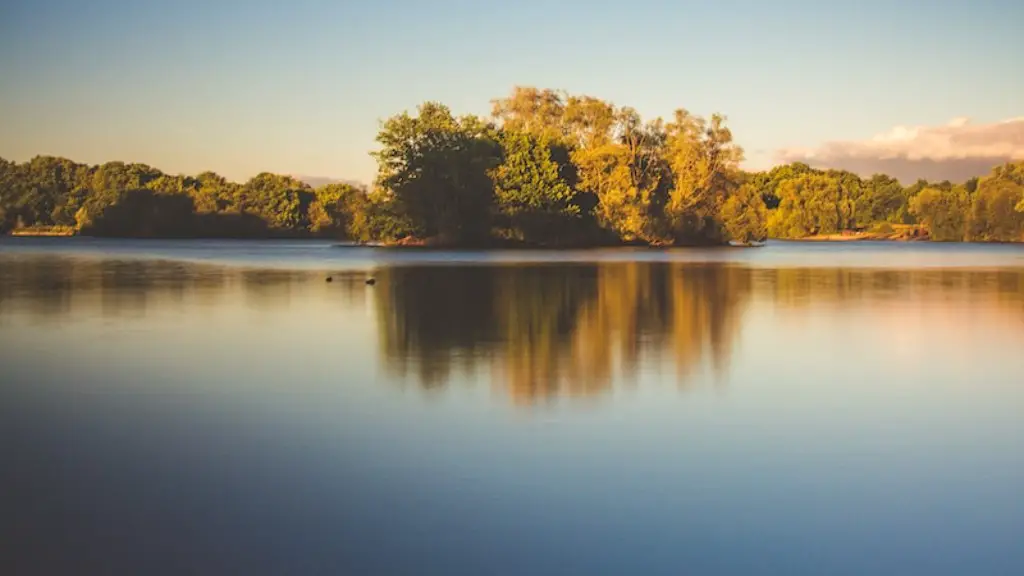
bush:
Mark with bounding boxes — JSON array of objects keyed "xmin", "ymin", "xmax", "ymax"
[{"xmin": 872, "ymin": 221, "xmax": 894, "ymax": 234}]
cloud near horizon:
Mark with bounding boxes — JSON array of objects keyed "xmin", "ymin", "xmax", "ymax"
[{"xmin": 776, "ymin": 117, "xmax": 1024, "ymax": 183}]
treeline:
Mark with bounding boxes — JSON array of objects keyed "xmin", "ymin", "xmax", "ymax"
[
  {"xmin": 0, "ymin": 156, "xmax": 367, "ymax": 238},
  {"xmin": 757, "ymin": 160, "xmax": 1024, "ymax": 241},
  {"xmin": 2, "ymin": 86, "xmax": 1023, "ymax": 243}
]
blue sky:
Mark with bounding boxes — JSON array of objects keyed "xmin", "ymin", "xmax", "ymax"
[{"xmin": 1, "ymin": 0, "xmax": 1022, "ymax": 184}]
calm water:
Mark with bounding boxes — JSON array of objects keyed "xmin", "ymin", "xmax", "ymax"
[{"xmin": 2, "ymin": 238, "xmax": 1024, "ymax": 575}]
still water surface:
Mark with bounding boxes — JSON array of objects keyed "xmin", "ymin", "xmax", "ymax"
[{"xmin": 2, "ymin": 238, "xmax": 1024, "ymax": 575}]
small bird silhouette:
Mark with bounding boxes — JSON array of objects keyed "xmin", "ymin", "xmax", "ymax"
[
  {"xmin": 365, "ymin": 278, "xmax": 376, "ymax": 285},
  {"xmin": 325, "ymin": 276, "xmax": 333, "ymax": 282}
]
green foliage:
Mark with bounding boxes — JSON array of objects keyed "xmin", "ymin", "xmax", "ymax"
[
  {"xmin": 80, "ymin": 189, "xmax": 196, "ymax": 237},
  {"xmin": 768, "ymin": 173, "xmax": 853, "ymax": 238},
  {"xmin": 721, "ymin": 184, "xmax": 768, "ymax": 244},
  {"xmin": 0, "ymin": 156, "xmax": 338, "ymax": 238},
  {"xmin": 350, "ymin": 190, "xmax": 416, "ymax": 242},
  {"xmin": 910, "ymin": 187, "xmax": 968, "ymax": 241},
  {"xmin": 237, "ymin": 173, "xmax": 314, "ymax": 232},
  {"xmin": 858, "ymin": 174, "xmax": 909, "ymax": 225},
  {"xmin": 491, "ymin": 130, "xmax": 579, "ymax": 244},
  {"xmin": 745, "ymin": 162, "xmax": 815, "ymax": 209},
  {"xmin": 967, "ymin": 164, "xmax": 1024, "ymax": 241},
  {"xmin": 871, "ymin": 221, "xmax": 894, "ymax": 234},
  {"xmin": 3, "ymin": 93, "xmax": 1023, "ymax": 246},
  {"xmin": 308, "ymin": 182, "xmax": 380, "ymax": 240},
  {"xmin": 662, "ymin": 110, "xmax": 743, "ymax": 245},
  {"xmin": 373, "ymin": 102, "xmax": 501, "ymax": 245}
]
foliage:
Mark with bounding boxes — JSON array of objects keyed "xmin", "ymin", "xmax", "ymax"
[
  {"xmin": 3, "ymin": 90, "xmax": 1023, "ymax": 245},
  {"xmin": 308, "ymin": 183, "xmax": 365, "ymax": 238},
  {"xmin": 490, "ymin": 129, "xmax": 579, "ymax": 244},
  {"xmin": 662, "ymin": 110, "xmax": 743, "ymax": 244},
  {"xmin": 372, "ymin": 102, "xmax": 500, "ymax": 245},
  {"xmin": 0, "ymin": 154, "xmax": 366, "ymax": 238},
  {"xmin": 909, "ymin": 187, "xmax": 968, "ymax": 241},
  {"xmin": 968, "ymin": 167, "xmax": 1024, "ymax": 241},
  {"xmin": 768, "ymin": 173, "xmax": 850, "ymax": 237},
  {"xmin": 857, "ymin": 174, "xmax": 909, "ymax": 225},
  {"xmin": 721, "ymin": 184, "xmax": 768, "ymax": 244}
]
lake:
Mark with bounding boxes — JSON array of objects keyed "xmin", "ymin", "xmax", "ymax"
[{"xmin": 2, "ymin": 238, "xmax": 1023, "ymax": 575}]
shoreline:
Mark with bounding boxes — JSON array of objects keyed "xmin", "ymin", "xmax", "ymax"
[{"xmin": 7, "ymin": 232, "xmax": 1024, "ymax": 246}]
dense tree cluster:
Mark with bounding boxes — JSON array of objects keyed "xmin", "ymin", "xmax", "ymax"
[
  {"xmin": 754, "ymin": 160, "xmax": 1024, "ymax": 242},
  {"xmin": 368, "ymin": 88, "xmax": 756, "ymax": 246},
  {"xmin": 0, "ymin": 155, "xmax": 370, "ymax": 238},
  {"xmin": 2, "ymin": 86, "xmax": 1023, "ymax": 243}
]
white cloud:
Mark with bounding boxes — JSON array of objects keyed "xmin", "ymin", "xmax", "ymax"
[{"xmin": 776, "ymin": 117, "xmax": 1024, "ymax": 183}]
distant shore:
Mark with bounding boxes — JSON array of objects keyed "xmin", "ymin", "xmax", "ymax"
[
  {"xmin": 9, "ymin": 227, "xmax": 76, "ymax": 237},
  {"xmin": 7, "ymin": 228, "xmax": 1020, "ymax": 246}
]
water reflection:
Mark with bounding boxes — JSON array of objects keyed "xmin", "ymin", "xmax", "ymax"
[
  {"xmin": 374, "ymin": 263, "xmax": 1024, "ymax": 404},
  {"xmin": 3, "ymin": 255, "xmax": 1023, "ymax": 405},
  {"xmin": 0, "ymin": 256, "xmax": 370, "ymax": 323},
  {"xmin": 375, "ymin": 264, "xmax": 752, "ymax": 403},
  {"xmin": 3, "ymin": 250, "xmax": 1024, "ymax": 575}
]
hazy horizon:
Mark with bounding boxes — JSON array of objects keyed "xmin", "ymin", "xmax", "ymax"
[{"xmin": 1, "ymin": 0, "xmax": 1022, "ymax": 185}]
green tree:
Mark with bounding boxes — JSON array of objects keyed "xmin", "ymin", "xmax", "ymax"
[
  {"xmin": 721, "ymin": 184, "xmax": 768, "ymax": 244},
  {"xmin": 309, "ymin": 182, "xmax": 365, "ymax": 238},
  {"xmin": 372, "ymin": 102, "xmax": 501, "ymax": 245},
  {"xmin": 491, "ymin": 86, "xmax": 568, "ymax": 143},
  {"xmin": 746, "ymin": 162, "xmax": 816, "ymax": 209},
  {"xmin": 966, "ymin": 161, "xmax": 1024, "ymax": 241},
  {"xmin": 491, "ymin": 129, "xmax": 579, "ymax": 244},
  {"xmin": 79, "ymin": 189, "xmax": 197, "ymax": 237},
  {"xmin": 910, "ymin": 187, "xmax": 968, "ymax": 241},
  {"xmin": 662, "ymin": 110, "xmax": 743, "ymax": 245},
  {"xmin": 238, "ymin": 173, "xmax": 314, "ymax": 233},
  {"xmin": 768, "ymin": 173, "xmax": 848, "ymax": 238},
  {"xmin": 969, "ymin": 184, "xmax": 1024, "ymax": 241},
  {"xmin": 857, "ymin": 174, "xmax": 908, "ymax": 225}
]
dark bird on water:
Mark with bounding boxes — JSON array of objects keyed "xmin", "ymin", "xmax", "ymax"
[
  {"xmin": 365, "ymin": 278, "xmax": 376, "ymax": 285},
  {"xmin": 325, "ymin": 276, "xmax": 333, "ymax": 282}
]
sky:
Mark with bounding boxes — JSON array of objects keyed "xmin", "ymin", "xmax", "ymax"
[{"xmin": 1, "ymin": 0, "xmax": 1022, "ymax": 185}]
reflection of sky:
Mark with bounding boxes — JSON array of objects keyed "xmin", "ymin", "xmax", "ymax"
[
  {"xmin": 1, "ymin": 244, "xmax": 1024, "ymax": 575},
  {"xmin": 3, "ymin": 237, "xmax": 1024, "ymax": 270}
]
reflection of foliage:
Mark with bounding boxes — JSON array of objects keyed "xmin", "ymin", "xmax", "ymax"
[
  {"xmin": 0, "ymin": 257, "xmax": 343, "ymax": 321},
  {"xmin": 375, "ymin": 263, "xmax": 753, "ymax": 403},
  {"xmin": 373, "ymin": 267, "xmax": 499, "ymax": 387},
  {"xmin": 374, "ymin": 263, "xmax": 1024, "ymax": 405}
]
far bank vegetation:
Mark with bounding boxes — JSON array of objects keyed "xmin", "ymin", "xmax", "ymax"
[{"xmin": 2, "ymin": 87, "xmax": 1023, "ymax": 244}]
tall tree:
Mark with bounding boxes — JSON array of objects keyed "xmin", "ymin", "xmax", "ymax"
[
  {"xmin": 721, "ymin": 183, "xmax": 768, "ymax": 244},
  {"xmin": 768, "ymin": 173, "xmax": 847, "ymax": 238},
  {"xmin": 910, "ymin": 187, "xmax": 968, "ymax": 241},
  {"xmin": 373, "ymin": 102, "xmax": 501, "ymax": 244},
  {"xmin": 491, "ymin": 129, "xmax": 579, "ymax": 244},
  {"xmin": 663, "ymin": 110, "xmax": 743, "ymax": 244},
  {"xmin": 490, "ymin": 86, "xmax": 568, "ymax": 143},
  {"xmin": 308, "ymin": 182, "xmax": 365, "ymax": 238}
]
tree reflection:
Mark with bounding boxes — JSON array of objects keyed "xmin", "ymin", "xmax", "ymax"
[
  {"xmin": 755, "ymin": 267, "xmax": 1024, "ymax": 311},
  {"xmin": 375, "ymin": 262, "xmax": 1024, "ymax": 404},
  {"xmin": 0, "ymin": 256, "xmax": 316, "ymax": 322},
  {"xmin": 375, "ymin": 262, "xmax": 753, "ymax": 403}
]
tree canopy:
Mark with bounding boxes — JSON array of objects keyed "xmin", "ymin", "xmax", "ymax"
[{"xmin": 2, "ymin": 86, "xmax": 1023, "ymax": 243}]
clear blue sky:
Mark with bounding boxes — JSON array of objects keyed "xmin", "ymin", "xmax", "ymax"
[{"xmin": 1, "ymin": 0, "xmax": 1021, "ymax": 183}]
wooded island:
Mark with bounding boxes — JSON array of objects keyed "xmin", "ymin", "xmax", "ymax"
[{"xmin": 2, "ymin": 87, "xmax": 1022, "ymax": 245}]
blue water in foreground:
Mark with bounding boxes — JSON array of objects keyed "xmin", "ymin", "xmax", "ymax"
[{"xmin": 1, "ymin": 238, "xmax": 1023, "ymax": 575}]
